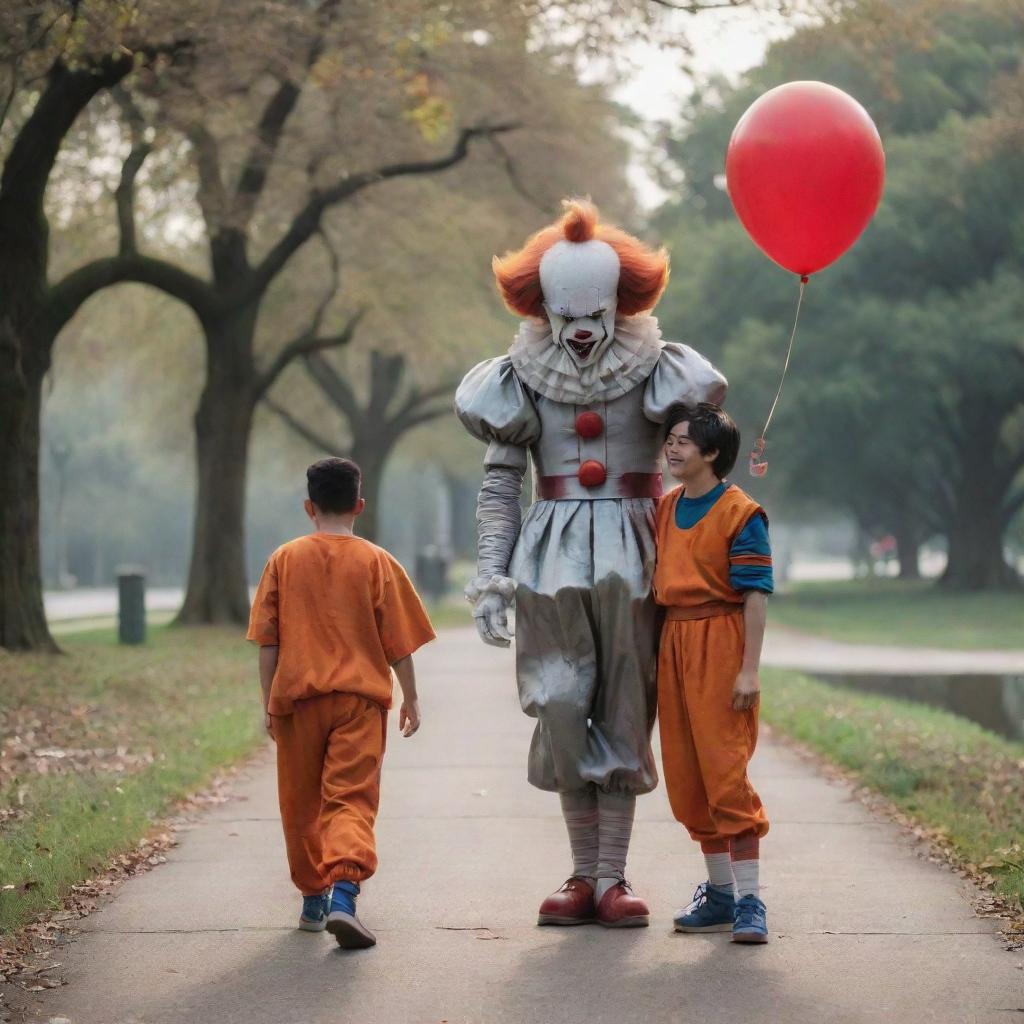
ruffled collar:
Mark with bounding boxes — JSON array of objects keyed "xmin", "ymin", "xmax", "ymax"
[{"xmin": 507, "ymin": 314, "xmax": 664, "ymax": 404}]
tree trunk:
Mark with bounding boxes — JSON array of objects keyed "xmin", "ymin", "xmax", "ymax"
[
  {"xmin": 939, "ymin": 412, "xmax": 1020, "ymax": 591},
  {"xmin": 349, "ymin": 438, "xmax": 391, "ymax": 545},
  {"xmin": 892, "ymin": 519, "xmax": 922, "ymax": 581},
  {"xmin": 174, "ymin": 308, "xmax": 259, "ymax": 625},
  {"xmin": 0, "ymin": 349, "xmax": 58, "ymax": 651},
  {"xmin": 0, "ymin": 57, "xmax": 135, "ymax": 651},
  {"xmin": 941, "ymin": 498, "xmax": 1019, "ymax": 590}
]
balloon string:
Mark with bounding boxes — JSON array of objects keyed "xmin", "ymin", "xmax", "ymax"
[
  {"xmin": 749, "ymin": 274, "xmax": 808, "ymax": 478},
  {"xmin": 761, "ymin": 275, "xmax": 807, "ymax": 438}
]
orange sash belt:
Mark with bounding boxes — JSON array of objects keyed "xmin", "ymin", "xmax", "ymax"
[{"xmin": 664, "ymin": 601, "xmax": 743, "ymax": 621}]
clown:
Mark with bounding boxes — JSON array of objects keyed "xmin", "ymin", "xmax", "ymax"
[{"xmin": 456, "ymin": 199, "xmax": 726, "ymax": 927}]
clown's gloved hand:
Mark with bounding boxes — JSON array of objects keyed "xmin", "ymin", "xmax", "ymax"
[{"xmin": 465, "ymin": 575, "xmax": 516, "ymax": 648}]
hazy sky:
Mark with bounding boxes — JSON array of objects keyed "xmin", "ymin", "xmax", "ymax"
[{"xmin": 598, "ymin": 6, "xmax": 797, "ymax": 207}]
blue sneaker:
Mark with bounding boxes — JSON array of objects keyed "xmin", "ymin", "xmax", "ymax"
[
  {"xmin": 298, "ymin": 891, "xmax": 329, "ymax": 932},
  {"xmin": 732, "ymin": 894, "xmax": 769, "ymax": 944},
  {"xmin": 326, "ymin": 881, "xmax": 377, "ymax": 949},
  {"xmin": 673, "ymin": 882, "xmax": 735, "ymax": 933}
]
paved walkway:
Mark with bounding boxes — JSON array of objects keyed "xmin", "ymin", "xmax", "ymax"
[
  {"xmin": 17, "ymin": 629, "xmax": 1024, "ymax": 1024},
  {"xmin": 44, "ymin": 588, "xmax": 184, "ymax": 622},
  {"xmin": 763, "ymin": 626, "xmax": 1024, "ymax": 674}
]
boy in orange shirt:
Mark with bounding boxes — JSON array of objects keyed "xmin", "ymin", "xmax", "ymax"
[
  {"xmin": 653, "ymin": 404, "xmax": 772, "ymax": 944},
  {"xmin": 247, "ymin": 457, "xmax": 436, "ymax": 949}
]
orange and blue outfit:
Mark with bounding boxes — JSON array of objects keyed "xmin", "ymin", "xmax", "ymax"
[{"xmin": 653, "ymin": 481, "xmax": 773, "ymax": 857}]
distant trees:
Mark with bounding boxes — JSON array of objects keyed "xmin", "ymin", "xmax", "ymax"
[
  {"xmin": 266, "ymin": 341, "xmax": 456, "ymax": 544},
  {"xmin": 0, "ymin": 0, "xmax": 807, "ymax": 650},
  {"xmin": 653, "ymin": 0, "xmax": 1024, "ymax": 588}
]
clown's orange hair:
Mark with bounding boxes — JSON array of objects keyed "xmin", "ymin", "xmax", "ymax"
[{"xmin": 492, "ymin": 198, "xmax": 670, "ymax": 319}]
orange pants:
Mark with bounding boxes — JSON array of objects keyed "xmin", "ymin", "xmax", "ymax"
[
  {"xmin": 657, "ymin": 613, "xmax": 769, "ymax": 849},
  {"xmin": 272, "ymin": 691, "xmax": 387, "ymax": 895}
]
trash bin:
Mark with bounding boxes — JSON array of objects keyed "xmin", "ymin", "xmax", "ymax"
[
  {"xmin": 116, "ymin": 565, "xmax": 146, "ymax": 645},
  {"xmin": 415, "ymin": 546, "xmax": 449, "ymax": 604}
]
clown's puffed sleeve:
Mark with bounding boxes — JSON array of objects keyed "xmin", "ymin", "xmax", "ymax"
[
  {"xmin": 455, "ymin": 356, "xmax": 541, "ymax": 583},
  {"xmin": 642, "ymin": 341, "xmax": 728, "ymax": 423}
]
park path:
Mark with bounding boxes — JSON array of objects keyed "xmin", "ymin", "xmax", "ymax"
[
  {"xmin": 17, "ymin": 628, "xmax": 1024, "ymax": 1024},
  {"xmin": 762, "ymin": 626, "xmax": 1024, "ymax": 674},
  {"xmin": 44, "ymin": 586, "xmax": 1024, "ymax": 671}
]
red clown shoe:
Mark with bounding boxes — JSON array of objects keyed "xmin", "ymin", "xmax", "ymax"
[{"xmin": 537, "ymin": 877, "xmax": 597, "ymax": 926}]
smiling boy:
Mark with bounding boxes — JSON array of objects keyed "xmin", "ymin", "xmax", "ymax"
[{"xmin": 653, "ymin": 403, "xmax": 773, "ymax": 943}]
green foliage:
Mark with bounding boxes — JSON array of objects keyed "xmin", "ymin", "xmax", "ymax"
[
  {"xmin": 762, "ymin": 667, "xmax": 1024, "ymax": 907},
  {"xmin": 653, "ymin": 0, "xmax": 1024, "ymax": 584},
  {"xmin": 772, "ymin": 578, "xmax": 1024, "ymax": 649}
]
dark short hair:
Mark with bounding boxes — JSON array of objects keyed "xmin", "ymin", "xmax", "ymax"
[
  {"xmin": 663, "ymin": 403, "xmax": 740, "ymax": 479},
  {"xmin": 307, "ymin": 457, "xmax": 361, "ymax": 514}
]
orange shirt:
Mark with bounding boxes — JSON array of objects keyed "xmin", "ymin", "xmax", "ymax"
[
  {"xmin": 653, "ymin": 483, "xmax": 766, "ymax": 612},
  {"xmin": 247, "ymin": 533, "xmax": 436, "ymax": 715}
]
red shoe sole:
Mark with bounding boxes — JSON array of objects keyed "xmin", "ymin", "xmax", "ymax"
[{"xmin": 537, "ymin": 914, "xmax": 596, "ymax": 926}]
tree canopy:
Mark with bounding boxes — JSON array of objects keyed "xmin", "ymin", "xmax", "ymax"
[{"xmin": 652, "ymin": 0, "xmax": 1024, "ymax": 587}]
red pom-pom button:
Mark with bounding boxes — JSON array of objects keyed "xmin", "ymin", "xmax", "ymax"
[
  {"xmin": 575, "ymin": 411, "xmax": 604, "ymax": 439},
  {"xmin": 578, "ymin": 460, "xmax": 607, "ymax": 488}
]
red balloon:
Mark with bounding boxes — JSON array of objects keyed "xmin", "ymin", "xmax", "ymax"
[{"xmin": 726, "ymin": 81, "xmax": 885, "ymax": 277}]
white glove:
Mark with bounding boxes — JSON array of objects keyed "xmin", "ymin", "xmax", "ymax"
[{"xmin": 465, "ymin": 575, "xmax": 516, "ymax": 648}]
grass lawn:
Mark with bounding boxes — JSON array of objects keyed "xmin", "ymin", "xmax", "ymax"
[
  {"xmin": 0, "ymin": 604, "xmax": 462, "ymax": 937},
  {"xmin": 0, "ymin": 626, "xmax": 264, "ymax": 935},
  {"xmin": 762, "ymin": 668, "xmax": 1024, "ymax": 909},
  {"xmin": 771, "ymin": 578, "xmax": 1024, "ymax": 650}
]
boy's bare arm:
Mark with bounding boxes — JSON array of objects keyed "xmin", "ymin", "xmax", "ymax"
[
  {"xmin": 259, "ymin": 645, "xmax": 279, "ymax": 738},
  {"xmin": 392, "ymin": 655, "xmax": 421, "ymax": 737},
  {"xmin": 733, "ymin": 591, "xmax": 768, "ymax": 711}
]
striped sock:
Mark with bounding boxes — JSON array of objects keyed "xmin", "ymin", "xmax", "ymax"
[
  {"xmin": 731, "ymin": 832, "xmax": 760, "ymax": 899},
  {"xmin": 700, "ymin": 838, "xmax": 734, "ymax": 893},
  {"xmin": 595, "ymin": 790, "xmax": 635, "ymax": 902},
  {"xmin": 559, "ymin": 788, "xmax": 599, "ymax": 883}
]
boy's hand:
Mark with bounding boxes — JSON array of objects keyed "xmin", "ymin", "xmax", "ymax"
[
  {"xmin": 732, "ymin": 669, "xmax": 761, "ymax": 711},
  {"xmin": 264, "ymin": 712, "xmax": 276, "ymax": 741},
  {"xmin": 399, "ymin": 700, "xmax": 421, "ymax": 737}
]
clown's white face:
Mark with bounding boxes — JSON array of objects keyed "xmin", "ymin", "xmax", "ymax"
[{"xmin": 539, "ymin": 240, "xmax": 619, "ymax": 368}]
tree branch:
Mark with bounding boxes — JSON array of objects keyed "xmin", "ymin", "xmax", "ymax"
[
  {"xmin": 111, "ymin": 86, "xmax": 152, "ymax": 256},
  {"xmin": 262, "ymin": 396, "xmax": 341, "ymax": 455},
  {"xmin": 232, "ymin": 78, "xmax": 303, "ymax": 231},
  {"xmin": 486, "ymin": 134, "xmax": 547, "ymax": 212},
  {"xmin": 367, "ymin": 350, "xmax": 406, "ymax": 422},
  {"xmin": 0, "ymin": 57, "xmax": 20, "ymax": 135},
  {"xmin": 246, "ymin": 121, "xmax": 519, "ymax": 299},
  {"xmin": 300, "ymin": 349, "xmax": 363, "ymax": 424},
  {"xmin": 404, "ymin": 379, "xmax": 459, "ymax": 409},
  {"xmin": 394, "ymin": 402, "xmax": 452, "ymax": 434},
  {"xmin": 0, "ymin": 55, "xmax": 134, "ymax": 215},
  {"xmin": 1, "ymin": 36, "xmax": 191, "ymax": 212},
  {"xmin": 184, "ymin": 121, "xmax": 229, "ymax": 235},
  {"xmin": 255, "ymin": 306, "xmax": 366, "ymax": 398},
  {"xmin": 647, "ymin": 0, "xmax": 743, "ymax": 10},
  {"xmin": 305, "ymin": 228, "xmax": 342, "ymax": 338},
  {"xmin": 231, "ymin": 0, "xmax": 342, "ymax": 231},
  {"xmin": 47, "ymin": 254, "xmax": 216, "ymax": 334}
]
